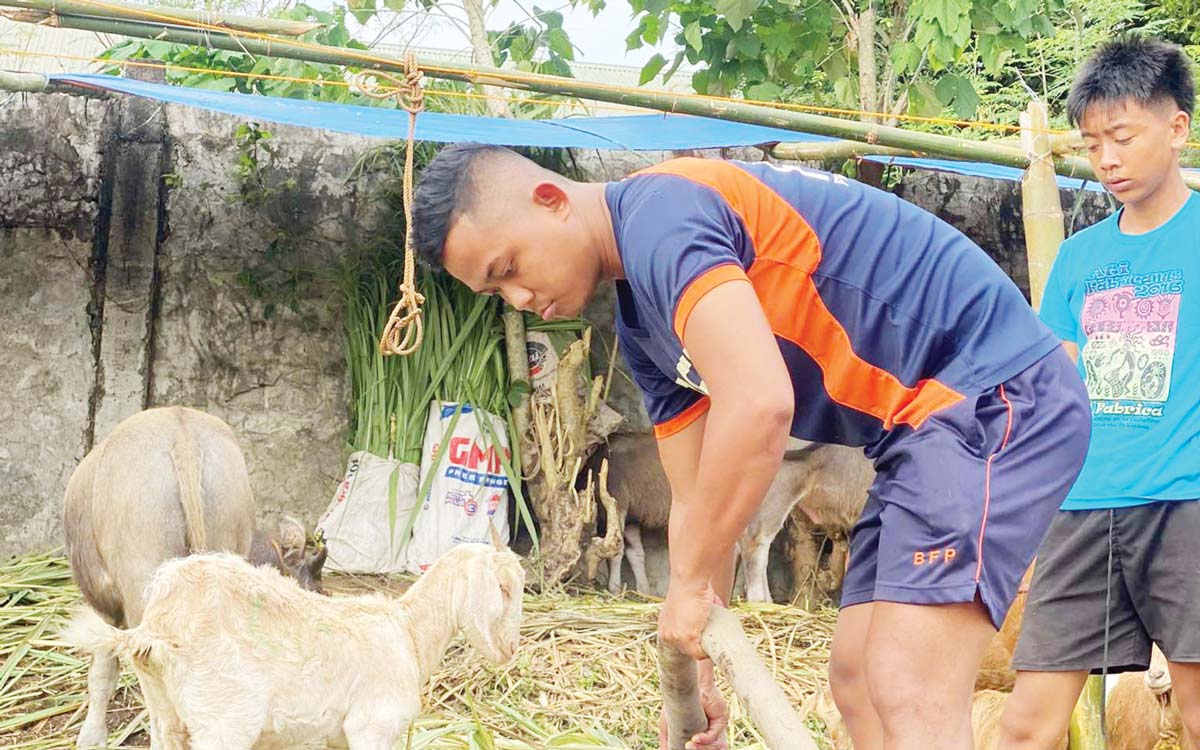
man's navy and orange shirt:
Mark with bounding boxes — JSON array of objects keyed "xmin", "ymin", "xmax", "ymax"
[{"xmin": 604, "ymin": 158, "xmax": 1059, "ymax": 446}]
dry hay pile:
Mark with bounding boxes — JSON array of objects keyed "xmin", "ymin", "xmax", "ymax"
[{"xmin": 1, "ymin": 553, "xmax": 837, "ymax": 750}]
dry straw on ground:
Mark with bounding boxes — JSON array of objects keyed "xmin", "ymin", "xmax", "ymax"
[{"xmin": 0, "ymin": 553, "xmax": 837, "ymax": 750}]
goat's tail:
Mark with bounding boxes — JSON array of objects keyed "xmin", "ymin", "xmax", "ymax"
[
  {"xmin": 169, "ymin": 412, "xmax": 207, "ymax": 552},
  {"xmin": 59, "ymin": 606, "xmax": 161, "ymax": 663}
]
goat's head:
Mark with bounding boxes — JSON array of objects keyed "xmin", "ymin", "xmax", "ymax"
[
  {"xmin": 249, "ymin": 517, "xmax": 329, "ymax": 594},
  {"xmin": 446, "ymin": 537, "xmax": 525, "ymax": 665},
  {"xmin": 1146, "ymin": 644, "xmax": 1173, "ymax": 697}
]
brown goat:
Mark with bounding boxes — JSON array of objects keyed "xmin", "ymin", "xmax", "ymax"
[{"xmin": 1106, "ymin": 646, "xmax": 1186, "ymax": 750}]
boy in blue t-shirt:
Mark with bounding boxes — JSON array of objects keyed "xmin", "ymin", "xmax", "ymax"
[{"xmin": 1000, "ymin": 37, "xmax": 1200, "ymax": 748}]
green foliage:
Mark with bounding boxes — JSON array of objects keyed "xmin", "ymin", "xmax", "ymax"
[
  {"xmin": 228, "ymin": 123, "xmax": 311, "ymax": 320},
  {"xmin": 962, "ymin": 0, "xmax": 1167, "ymax": 133},
  {"xmin": 99, "ymin": 2, "xmax": 587, "ymax": 118},
  {"xmin": 100, "ymin": 5, "xmax": 378, "ymax": 104},
  {"xmin": 1148, "ymin": 0, "xmax": 1200, "ymax": 57},
  {"xmin": 619, "ymin": 0, "xmax": 1064, "ymax": 122}
]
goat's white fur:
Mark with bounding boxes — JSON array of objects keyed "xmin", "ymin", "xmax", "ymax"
[{"xmin": 61, "ymin": 543, "xmax": 524, "ymax": 750}]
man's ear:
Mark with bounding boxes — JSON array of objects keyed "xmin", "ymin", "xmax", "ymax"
[{"xmin": 532, "ymin": 181, "xmax": 568, "ymax": 213}]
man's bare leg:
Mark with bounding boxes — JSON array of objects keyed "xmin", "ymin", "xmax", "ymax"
[
  {"xmin": 864, "ymin": 600, "xmax": 996, "ymax": 750},
  {"xmin": 829, "ymin": 603, "xmax": 884, "ymax": 750}
]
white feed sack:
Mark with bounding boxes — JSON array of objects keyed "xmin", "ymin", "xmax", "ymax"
[
  {"xmin": 316, "ymin": 451, "xmax": 419, "ymax": 574},
  {"xmin": 406, "ymin": 401, "xmax": 513, "ymax": 574}
]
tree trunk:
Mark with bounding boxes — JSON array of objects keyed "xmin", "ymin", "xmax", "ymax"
[
  {"xmin": 461, "ymin": 0, "xmax": 511, "ymax": 119},
  {"xmin": 857, "ymin": 2, "xmax": 878, "ymax": 122}
]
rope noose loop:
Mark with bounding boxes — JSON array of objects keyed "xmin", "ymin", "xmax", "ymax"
[{"xmin": 378, "ymin": 52, "xmax": 426, "ymax": 356}]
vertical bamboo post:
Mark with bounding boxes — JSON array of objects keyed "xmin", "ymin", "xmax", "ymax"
[
  {"xmin": 1068, "ymin": 676, "xmax": 1107, "ymax": 750},
  {"xmin": 1020, "ymin": 100, "xmax": 1066, "ymax": 312},
  {"xmin": 1021, "ymin": 99, "xmax": 1104, "ymax": 750}
]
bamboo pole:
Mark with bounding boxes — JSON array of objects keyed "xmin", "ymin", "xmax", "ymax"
[
  {"xmin": 0, "ymin": 0, "xmax": 322, "ymax": 37},
  {"xmin": 1019, "ymin": 98, "xmax": 1105, "ymax": 750},
  {"xmin": 1020, "ymin": 100, "xmax": 1066, "ymax": 312},
  {"xmin": 0, "ymin": 67, "xmax": 106, "ymax": 95},
  {"xmin": 1067, "ymin": 676, "xmax": 1107, "ymax": 750},
  {"xmin": 0, "ymin": 69, "xmax": 47, "ymax": 92},
  {"xmin": 772, "ymin": 140, "xmax": 919, "ymax": 160},
  {"xmin": 7, "ymin": 1, "xmax": 1199, "ymax": 192},
  {"xmin": 0, "ymin": 0, "xmax": 1182, "ymax": 189},
  {"xmin": 659, "ymin": 608, "xmax": 818, "ymax": 750}
]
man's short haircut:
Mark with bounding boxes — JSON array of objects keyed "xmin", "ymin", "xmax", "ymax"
[
  {"xmin": 412, "ymin": 142, "xmax": 520, "ymax": 268},
  {"xmin": 1067, "ymin": 35, "xmax": 1195, "ymax": 126}
]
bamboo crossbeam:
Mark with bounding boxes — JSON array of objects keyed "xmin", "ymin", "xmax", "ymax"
[
  {"xmin": 772, "ymin": 140, "xmax": 918, "ymax": 160},
  {"xmin": 4, "ymin": 0, "xmax": 1199, "ymax": 192},
  {"xmin": 0, "ymin": 4, "xmax": 1124, "ymax": 172},
  {"xmin": 0, "ymin": 0, "xmax": 322, "ymax": 37},
  {"xmin": 0, "ymin": 68, "xmax": 46, "ymax": 92}
]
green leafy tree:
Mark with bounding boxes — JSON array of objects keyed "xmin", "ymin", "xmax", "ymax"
[
  {"xmin": 623, "ymin": 0, "xmax": 1066, "ymax": 122},
  {"xmin": 99, "ymin": 1, "xmax": 586, "ymax": 117}
]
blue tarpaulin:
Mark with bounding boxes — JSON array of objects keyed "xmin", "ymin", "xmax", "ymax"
[{"xmin": 50, "ymin": 72, "xmax": 1110, "ymax": 191}]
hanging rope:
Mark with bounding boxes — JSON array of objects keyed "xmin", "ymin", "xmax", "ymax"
[{"xmin": 371, "ymin": 52, "xmax": 426, "ymax": 356}]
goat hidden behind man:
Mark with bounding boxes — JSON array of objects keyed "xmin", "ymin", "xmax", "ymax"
[{"xmin": 61, "ymin": 539, "xmax": 524, "ymax": 750}]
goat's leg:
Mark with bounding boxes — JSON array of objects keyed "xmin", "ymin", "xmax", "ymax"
[
  {"xmin": 738, "ymin": 534, "xmax": 772, "ymax": 603},
  {"xmin": 344, "ymin": 726, "xmax": 405, "ymax": 750},
  {"xmin": 186, "ymin": 728, "xmax": 256, "ymax": 750},
  {"xmin": 788, "ymin": 519, "xmax": 824, "ymax": 610},
  {"xmin": 607, "ymin": 545, "xmax": 624, "ymax": 594},
  {"xmin": 77, "ymin": 648, "xmax": 119, "ymax": 749},
  {"xmin": 625, "ymin": 523, "xmax": 651, "ymax": 593},
  {"xmin": 137, "ymin": 671, "xmax": 186, "ymax": 750},
  {"xmin": 344, "ymin": 705, "xmax": 416, "ymax": 750}
]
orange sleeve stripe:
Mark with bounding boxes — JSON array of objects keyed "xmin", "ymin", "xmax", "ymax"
[
  {"xmin": 636, "ymin": 158, "xmax": 964, "ymax": 430},
  {"xmin": 673, "ymin": 263, "xmax": 750, "ymax": 341},
  {"xmin": 653, "ymin": 397, "xmax": 711, "ymax": 439}
]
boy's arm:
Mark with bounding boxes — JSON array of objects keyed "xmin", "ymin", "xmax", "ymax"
[{"xmin": 1062, "ymin": 341, "xmax": 1079, "ymax": 363}]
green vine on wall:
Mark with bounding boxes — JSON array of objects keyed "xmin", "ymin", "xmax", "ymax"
[{"xmin": 229, "ymin": 122, "xmax": 312, "ymax": 321}]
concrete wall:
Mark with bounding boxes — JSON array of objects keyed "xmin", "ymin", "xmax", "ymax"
[
  {"xmin": 0, "ymin": 90, "xmax": 384, "ymax": 557},
  {"xmin": 0, "ymin": 91, "xmax": 1114, "ymax": 559}
]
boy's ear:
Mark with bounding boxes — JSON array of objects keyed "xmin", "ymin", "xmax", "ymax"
[{"xmin": 1171, "ymin": 109, "xmax": 1191, "ymax": 150}]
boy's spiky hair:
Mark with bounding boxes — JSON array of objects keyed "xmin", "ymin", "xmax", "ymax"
[{"xmin": 1067, "ymin": 36, "xmax": 1195, "ymax": 126}]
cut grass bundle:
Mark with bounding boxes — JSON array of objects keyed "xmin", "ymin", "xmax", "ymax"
[{"xmin": 1, "ymin": 553, "xmax": 837, "ymax": 750}]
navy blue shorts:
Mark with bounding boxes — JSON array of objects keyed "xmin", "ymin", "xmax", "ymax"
[{"xmin": 841, "ymin": 347, "xmax": 1090, "ymax": 628}]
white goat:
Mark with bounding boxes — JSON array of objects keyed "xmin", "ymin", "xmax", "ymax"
[{"xmin": 62, "ymin": 541, "xmax": 524, "ymax": 750}]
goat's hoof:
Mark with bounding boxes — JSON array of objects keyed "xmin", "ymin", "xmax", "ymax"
[{"xmin": 76, "ymin": 727, "xmax": 108, "ymax": 750}]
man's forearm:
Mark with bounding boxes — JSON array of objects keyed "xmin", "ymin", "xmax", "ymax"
[{"xmin": 668, "ymin": 399, "xmax": 790, "ymax": 588}]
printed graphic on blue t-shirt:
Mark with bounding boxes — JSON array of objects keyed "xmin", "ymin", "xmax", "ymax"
[{"xmin": 1040, "ymin": 192, "xmax": 1200, "ymax": 509}]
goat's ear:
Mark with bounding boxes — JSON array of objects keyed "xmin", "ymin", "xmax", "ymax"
[
  {"xmin": 487, "ymin": 521, "xmax": 505, "ymax": 551},
  {"xmin": 278, "ymin": 517, "xmax": 306, "ymax": 555},
  {"xmin": 461, "ymin": 554, "xmax": 508, "ymax": 660}
]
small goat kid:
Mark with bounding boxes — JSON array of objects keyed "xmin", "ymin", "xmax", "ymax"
[
  {"xmin": 64, "ymin": 406, "xmax": 327, "ymax": 749},
  {"xmin": 63, "ymin": 540, "xmax": 524, "ymax": 750}
]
